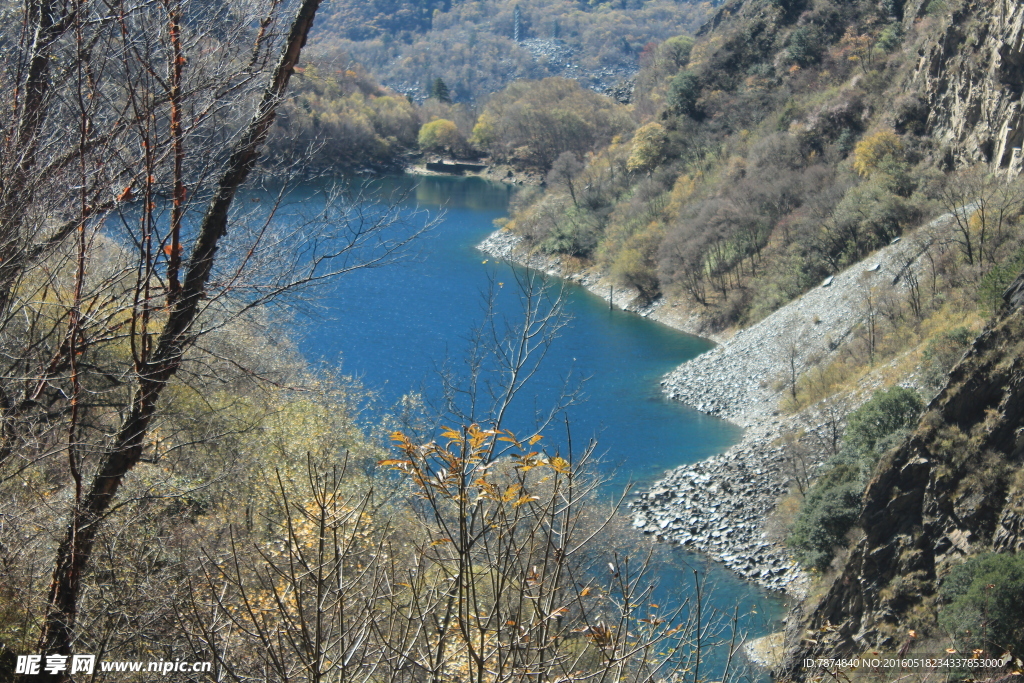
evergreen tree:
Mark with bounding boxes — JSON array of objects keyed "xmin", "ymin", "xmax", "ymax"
[
  {"xmin": 430, "ymin": 77, "xmax": 452, "ymax": 103},
  {"xmin": 668, "ymin": 70, "xmax": 700, "ymax": 117}
]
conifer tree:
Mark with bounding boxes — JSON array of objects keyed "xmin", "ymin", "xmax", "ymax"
[{"xmin": 430, "ymin": 77, "xmax": 453, "ymax": 103}]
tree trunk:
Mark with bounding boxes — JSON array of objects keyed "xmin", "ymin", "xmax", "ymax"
[{"xmin": 36, "ymin": 0, "xmax": 323, "ymax": 662}]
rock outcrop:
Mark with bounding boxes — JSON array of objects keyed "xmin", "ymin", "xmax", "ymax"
[
  {"xmin": 781, "ymin": 281, "xmax": 1024, "ymax": 676},
  {"xmin": 910, "ymin": 0, "xmax": 1024, "ymax": 172},
  {"xmin": 626, "ymin": 421, "xmax": 804, "ymax": 593}
]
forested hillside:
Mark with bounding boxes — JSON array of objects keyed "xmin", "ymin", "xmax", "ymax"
[
  {"xmin": 263, "ymin": 0, "xmax": 721, "ymax": 174},
  {"xmin": 498, "ymin": 0, "xmax": 1024, "ymax": 331},
  {"xmin": 308, "ymin": 0, "xmax": 716, "ymax": 101},
  {"xmin": 264, "ymin": 62, "xmax": 420, "ymax": 172},
  {"xmin": 262, "ymin": 0, "xmax": 714, "ymax": 173}
]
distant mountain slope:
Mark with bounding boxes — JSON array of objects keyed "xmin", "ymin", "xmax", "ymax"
[{"xmin": 308, "ymin": 0, "xmax": 714, "ymax": 101}]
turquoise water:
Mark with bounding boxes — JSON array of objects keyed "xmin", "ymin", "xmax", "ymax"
[
  {"xmin": 297, "ymin": 175, "xmax": 741, "ymax": 491},
  {"xmin": 291, "ymin": 174, "xmax": 786, "ymax": 670}
]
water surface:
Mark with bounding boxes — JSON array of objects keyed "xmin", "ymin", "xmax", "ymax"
[
  {"xmin": 292, "ymin": 174, "xmax": 786, "ymax": 672},
  {"xmin": 299, "ymin": 175, "xmax": 741, "ymax": 492}
]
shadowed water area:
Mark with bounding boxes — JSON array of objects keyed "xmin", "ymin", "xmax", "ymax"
[{"xmin": 288, "ymin": 174, "xmax": 786, "ymax": 674}]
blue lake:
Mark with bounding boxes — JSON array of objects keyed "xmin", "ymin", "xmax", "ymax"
[{"xmin": 291, "ymin": 174, "xmax": 786, "ymax": 669}]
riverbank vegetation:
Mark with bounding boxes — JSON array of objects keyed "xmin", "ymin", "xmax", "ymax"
[
  {"xmin": 471, "ymin": 78, "xmax": 635, "ymax": 169},
  {"xmin": 258, "ymin": 0, "xmax": 721, "ymax": 171},
  {"xmin": 266, "ymin": 63, "xmax": 420, "ymax": 172}
]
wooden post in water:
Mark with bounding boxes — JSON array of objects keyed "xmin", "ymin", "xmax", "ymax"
[{"xmin": 609, "ymin": 285, "xmax": 613, "ymax": 310}]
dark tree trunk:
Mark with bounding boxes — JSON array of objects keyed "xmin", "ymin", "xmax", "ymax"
[{"xmin": 36, "ymin": 0, "xmax": 323, "ymax": 665}]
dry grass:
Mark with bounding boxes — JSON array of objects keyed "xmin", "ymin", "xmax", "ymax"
[{"xmin": 744, "ymin": 631, "xmax": 786, "ymax": 669}]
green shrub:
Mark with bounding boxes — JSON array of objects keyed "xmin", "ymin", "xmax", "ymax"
[
  {"xmin": 939, "ymin": 553, "xmax": 1024, "ymax": 656},
  {"xmin": 659, "ymin": 35, "xmax": 695, "ymax": 71},
  {"xmin": 788, "ymin": 27, "xmax": 822, "ymax": 66},
  {"xmin": 875, "ymin": 23, "xmax": 904, "ymax": 52},
  {"xmin": 539, "ymin": 209, "xmax": 600, "ymax": 257},
  {"xmin": 825, "ymin": 171, "xmax": 924, "ymax": 267},
  {"xmin": 979, "ymin": 246, "xmax": 1024, "ymax": 315},
  {"xmin": 788, "ymin": 387, "xmax": 923, "ymax": 570},
  {"xmin": 668, "ymin": 71, "xmax": 701, "ymax": 118},
  {"xmin": 418, "ymin": 118, "xmax": 464, "ymax": 154},
  {"xmin": 835, "ymin": 128, "xmax": 856, "ymax": 158},
  {"xmin": 843, "ymin": 386, "xmax": 923, "ymax": 459},
  {"xmin": 788, "ymin": 464, "xmax": 863, "ymax": 571}
]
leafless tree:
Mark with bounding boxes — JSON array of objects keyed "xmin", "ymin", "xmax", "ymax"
[
  {"xmin": 659, "ymin": 229, "xmax": 709, "ymax": 307},
  {"xmin": 939, "ymin": 167, "xmax": 1024, "ymax": 268},
  {"xmin": 779, "ymin": 432, "xmax": 814, "ymax": 497},
  {"xmin": 546, "ymin": 152, "xmax": 584, "ymax": 209},
  {"xmin": 899, "ymin": 255, "xmax": 923, "ymax": 319},
  {"xmin": 786, "ymin": 343, "xmax": 800, "ymax": 404},
  {"xmin": 860, "ymin": 289, "xmax": 879, "ymax": 365},
  {"xmin": 814, "ymin": 396, "xmax": 848, "ymax": 460},
  {"xmin": 190, "ymin": 427, "xmax": 747, "ymax": 683}
]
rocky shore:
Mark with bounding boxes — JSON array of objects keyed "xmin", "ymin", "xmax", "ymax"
[
  {"xmin": 478, "ymin": 224, "xmax": 940, "ymax": 595},
  {"xmin": 478, "ymin": 228, "xmax": 809, "ymax": 593},
  {"xmin": 407, "ymin": 161, "xmax": 544, "ymax": 186},
  {"xmin": 627, "ymin": 420, "xmax": 805, "ymax": 592},
  {"xmin": 478, "ymin": 229, "xmax": 720, "ymax": 339}
]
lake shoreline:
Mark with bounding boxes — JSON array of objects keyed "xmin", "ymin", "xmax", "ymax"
[
  {"xmin": 478, "ymin": 228, "xmax": 809, "ymax": 596},
  {"xmin": 477, "ymin": 229, "xmax": 730, "ymax": 342}
]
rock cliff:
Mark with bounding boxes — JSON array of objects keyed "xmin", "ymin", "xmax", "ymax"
[{"xmin": 910, "ymin": 0, "xmax": 1024, "ymax": 173}]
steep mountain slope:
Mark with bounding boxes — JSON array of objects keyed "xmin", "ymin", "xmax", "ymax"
[
  {"xmin": 780, "ymin": 278, "xmax": 1024, "ymax": 673},
  {"xmin": 769, "ymin": 1, "xmax": 1024, "ymax": 671},
  {"xmin": 475, "ymin": 0, "xmax": 1024, "ymax": 670},
  {"xmin": 911, "ymin": 0, "xmax": 1024, "ymax": 172},
  {"xmin": 493, "ymin": 0, "xmax": 1024, "ymax": 338}
]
